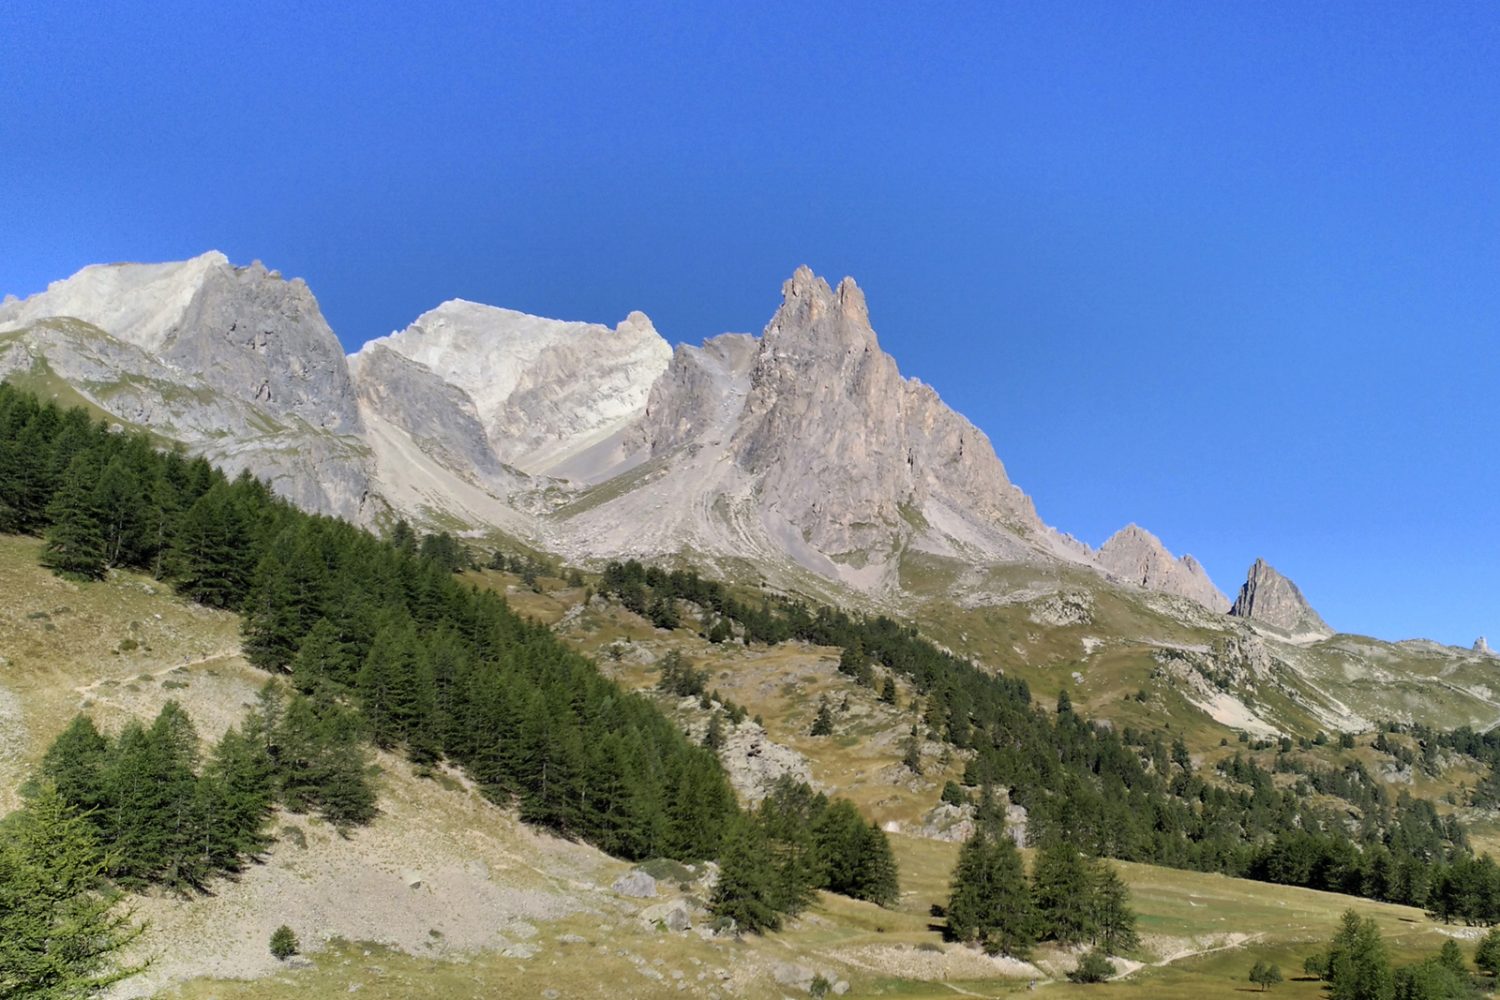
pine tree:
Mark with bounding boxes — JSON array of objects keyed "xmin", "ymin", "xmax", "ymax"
[
  {"xmin": 290, "ymin": 618, "xmax": 350, "ymax": 693},
  {"xmin": 1476, "ymin": 926, "xmax": 1500, "ymax": 977},
  {"xmin": 37, "ymin": 714, "xmax": 111, "ymax": 815},
  {"xmin": 171, "ymin": 484, "xmax": 253, "ymax": 609},
  {"xmin": 357, "ymin": 618, "xmax": 423, "ymax": 749},
  {"xmin": 756, "ymin": 779, "xmax": 826, "ymax": 915},
  {"xmin": 0, "ymin": 783, "xmax": 145, "ymax": 997},
  {"xmin": 1437, "ymin": 937, "xmax": 1466, "ymax": 976},
  {"xmin": 269, "ymin": 924, "xmax": 299, "ymax": 960},
  {"xmin": 1033, "ymin": 842, "xmax": 1096, "ymax": 945},
  {"xmin": 242, "ymin": 524, "xmax": 330, "ymax": 671},
  {"xmin": 1089, "ymin": 860, "xmax": 1139, "ymax": 953},
  {"xmin": 1326, "ymin": 910, "xmax": 1394, "ymax": 1000},
  {"xmin": 710, "ymin": 819, "xmax": 783, "ymax": 934},
  {"xmin": 703, "ymin": 710, "xmax": 726, "ymax": 751},
  {"xmin": 810, "ymin": 699, "xmax": 835, "ymax": 737},
  {"xmin": 192, "ymin": 725, "xmax": 274, "ymax": 873},
  {"xmin": 852, "ymin": 821, "xmax": 900, "ymax": 907},
  {"xmin": 41, "ymin": 452, "xmax": 106, "ymax": 580},
  {"xmin": 902, "ymin": 734, "xmax": 922, "ymax": 775},
  {"xmin": 92, "ymin": 455, "xmax": 145, "ymax": 568},
  {"xmin": 103, "ymin": 704, "xmax": 203, "ymax": 887},
  {"xmin": 946, "ymin": 829, "xmax": 1035, "ymax": 956},
  {"xmin": 880, "ymin": 675, "xmax": 898, "ymax": 705},
  {"xmin": 389, "ymin": 518, "xmax": 416, "ymax": 556}
]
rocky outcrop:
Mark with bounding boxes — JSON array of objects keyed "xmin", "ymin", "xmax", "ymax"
[
  {"xmin": 0, "ymin": 317, "xmax": 372, "ymax": 520},
  {"xmin": 1477, "ymin": 637, "xmax": 1494, "ymax": 656},
  {"xmin": 1228, "ymin": 559, "xmax": 1332, "ymax": 637},
  {"xmin": 730, "ymin": 268, "xmax": 1051, "ymax": 562},
  {"xmin": 555, "ymin": 266, "xmax": 1092, "ymax": 592},
  {"xmin": 0, "ymin": 253, "xmax": 1282, "ymax": 615}
]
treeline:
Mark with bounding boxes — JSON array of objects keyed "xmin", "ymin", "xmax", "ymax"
[
  {"xmin": 711, "ymin": 777, "xmax": 899, "ymax": 932},
  {"xmin": 0, "ymin": 384, "xmax": 736, "ymax": 863},
  {"xmin": 597, "ymin": 559, "xmax": 1473, "ymax": 910},
  {"xmin": 35, "ymin": 689, "xmax": 373, "ymax": 891}
]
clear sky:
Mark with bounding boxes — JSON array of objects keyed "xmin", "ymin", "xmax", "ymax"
[{"xmin": 2, "ymin": 1, "xmax": 1496, "ymax": 645}]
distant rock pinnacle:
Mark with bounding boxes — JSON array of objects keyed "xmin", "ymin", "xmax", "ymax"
[
  {"xmin": 1095, "ymin": 524, "xmax": 1228, "ymax": 611},
  {"xmin": 1228, "ymin": 559, "xmax": 1332, "ymax": 637},
  {"xmin": 1477, "ymin": 636, "xmax": 1494, "ymax": 656}
]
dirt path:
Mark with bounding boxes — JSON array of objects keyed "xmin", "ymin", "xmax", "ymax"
[{"xmin": 71, "ymin": 647, "xmax": 241, "ymax": 698}]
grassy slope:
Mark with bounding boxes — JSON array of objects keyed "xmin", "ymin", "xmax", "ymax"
[{"xmin": 3, "ymin": 539, "xmax": 1494, "ymax": 998}]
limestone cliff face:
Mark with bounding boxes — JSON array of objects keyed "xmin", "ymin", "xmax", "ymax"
[
  {"xmin": 0, "ymin": 252, "xmax": 362, "ymax": 436},
  {"xmin": 727, "ymin": 267, "xmax": 1048, "ymax": 562},
  {"xmin": 357, "ymin": 301, "xmax": 672, "ymax": 480},
  {"xmin": 0, "ymin": 255, "xmax": 372, "ymax": 520},
  {"xmin": 1096, "ymin": 524, "xmax": 1228, "ymax": 611},
  {"xmin": 1228, "ymin": 559, "xmax": 1333, "ymax": 637},
  {"xmin": 551, "ymin": 266, "xmax": 1088, "ymax": 591}
]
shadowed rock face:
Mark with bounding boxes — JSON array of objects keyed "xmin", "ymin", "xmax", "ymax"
[
  {"xmin": 1095, "ymin": 523, "xmax": 1228, "ymax": 611},
  {"xmin": 1228, "ymin": 559, "xmax": 1332, "ymax": 637}
]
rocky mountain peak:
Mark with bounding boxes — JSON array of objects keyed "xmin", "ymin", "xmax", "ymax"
[
  {"xmin": 356, "ymin": 298, "xmax": 672, "ymax": 479},
  {"xmin": 765, "ymin": 267, "xmax": 876, "ymax": 356},
  {"xmin": 1477, "ymin": 636, "xmax": 1494, "ymax": 656},
  {"xmin": 1095, "ymin": 523, "xmax": 1228, "ymax": 611},
  {"xmin": 1228, "ymin": 558, "xmax": 1332, "ymax": 637}
]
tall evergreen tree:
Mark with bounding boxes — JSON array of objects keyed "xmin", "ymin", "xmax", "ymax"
[
  {"xmin": 0, "ymin": 783, "xmax": 145, "ymax": 998},
  {"xmin": 37, "ymin": 714, "xmax": 110, "ymax": 815},
  {"xmin": 710, "ymin": 819, "xmax": 783, "ymax": 934},
  {"xmin": 946, "ymin": 829, "xmax": 1035, "ymax": 956},
  {"xmin": 92, "ymin": 455, "xmax": 145, "ymax": 569},
  {"xmin": 1033, "ymin": 842, "xmax": 1097, "ymax": 945},
  {"xmin": 1326, "ymin": 910, "xmax": 1395, "ymax": 1000},
  {"xmin": 1088, "ymin": 860, "xmax": 1139, "ymax": 953},
  {"xmin": 41, "ymin": 452, "xmax": 106, "ymax": 580},
  {"xmin": 171, "ymin": 483, "xmax": 253, "ymax": 609}
]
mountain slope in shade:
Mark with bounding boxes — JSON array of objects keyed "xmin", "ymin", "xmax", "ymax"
[{"xmin": 1095, "ymin": 523, "xmax": 1228, "ymax": 611}]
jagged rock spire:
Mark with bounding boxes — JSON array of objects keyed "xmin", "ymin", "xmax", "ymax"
[{"xmin": 1228, "ymin": 558, "xmax": 1332, "ymax": 637}]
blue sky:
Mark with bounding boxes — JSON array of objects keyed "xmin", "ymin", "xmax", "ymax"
[{"xmin": 2, "ymin": 1, "xmax": 1496, "ymax": 644}]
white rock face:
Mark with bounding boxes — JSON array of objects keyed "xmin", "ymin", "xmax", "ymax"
[
  {"xmin": 357, "ymin": 301, "xmax": 672, "ymax": 478},
  {"xmin": 1095, "ymin": 523, "xmax": 1228, "ymax": 611},
  {"xmin": 1477, "ymin": 637, "xmax": 1494, "ymax": 656}
]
